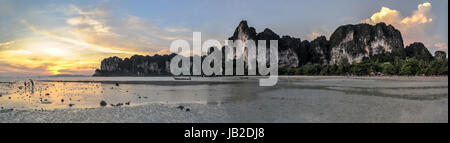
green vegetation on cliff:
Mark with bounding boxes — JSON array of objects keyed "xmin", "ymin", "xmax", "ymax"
[{"xmin": 279, "ymin": 53, "xmax": 448, "ymax": 76}]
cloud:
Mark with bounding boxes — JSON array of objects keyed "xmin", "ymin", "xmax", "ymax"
[
  {"xmin": 309, "ymin": 32, "xmax": 323, "ymax": 40},
  {"xmin": 401, "ymin": 3, "xmax": 433, "ymax": 25},
  {"xmin": 434, "ymin": 42, "xmax": 448, "ymax": 50},
  {"xmin": 364, "ymin": 7, "xmax": 402, "ymax": 25},
  {"xmin": 164, "ymin": 27, "xmax": 191, "ymax": 33},
  {"xmin": 364, "ymin": 2, "xmax": 433, "ymax": 27},
  {"xmin": 67, "ymin": 6, "xmax": 193, "ymax": 54},
  {"xmin": 363, "ymin": 2, "xmax": 436, "ymax": 46},
  {"xmin": 0, "ymin": 4, "xmax": 194, "ymax": 76},
  {"xmin": 0, "ymin": 41, "xmax": 15, "ymax": 48}
]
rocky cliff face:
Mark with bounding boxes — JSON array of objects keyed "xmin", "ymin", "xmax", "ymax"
[
  {"xmin": 94, "ymin": 20, "xmax": 442, "ymax": 76},
  {"xmin": 229, "ymin": 21, "xmax": 258, "ymax": 42},
  {"xmin": 308, "ymin": 36, "xmax": 330, "ymax": 64},
  {"xmin": 94, "ymin": 54, "xmax": 175, "ymax": 76},
  {"xmin": 329, "ymin": 23, "xmax": 404, "ymax": 64},
  {"xmin": 405, "ymin": 42, "xmax": 433, "ymax": 61},
  {"xmin": 435, "ymin": 51, "xmax": 447, "ymax": 61},
  {"xmin": 229, "ymin": 21, "xmax": 300, "ymax": 68},
  {"xmin": 101, "ymin": 56, "xmax": 122, "ymax": 72}
]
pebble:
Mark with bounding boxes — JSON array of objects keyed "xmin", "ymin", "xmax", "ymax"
[
  {"xmin": 176, "ymin": 105, "xmax": 184, "ymax": 110},
  {"xmin": 68, "ymin": 104, "xmax": 74, "ymax": 107},
  {"xmin": 100, "ymin": 100, "xmax": 107, "ymax": 107}
]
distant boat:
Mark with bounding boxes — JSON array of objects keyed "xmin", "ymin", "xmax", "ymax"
[{"xmin": 173, "ymin": 77, "xmax": 191, "ymax": 80}]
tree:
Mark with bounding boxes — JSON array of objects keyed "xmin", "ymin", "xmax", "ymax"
[
  {"xmin": 399, "ymin": 58, "xmax": 420, "ymax": 75},
  {"xmin": 381, "ymin": 62, "xmax": 396, "ymax": 75}
]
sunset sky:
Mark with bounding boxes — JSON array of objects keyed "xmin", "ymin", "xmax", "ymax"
[{"xmin": 0, "ymin": 0, "xmax": 448, "ymax": 76}]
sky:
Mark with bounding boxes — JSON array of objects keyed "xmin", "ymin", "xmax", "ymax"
[{"xmin": 0, "ymin": 0, "xmax": 448, "ymax": 76}]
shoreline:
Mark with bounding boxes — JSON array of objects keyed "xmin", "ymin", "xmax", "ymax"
[{"xmin": 0, "ymin": 75, "xmax": 447, "ymax": 123}]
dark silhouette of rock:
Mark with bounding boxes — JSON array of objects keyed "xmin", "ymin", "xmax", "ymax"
[
  {"xmin": 94, "ymin": 54, "xmax": 176, "ymax": 76},
  {"xmin": 229, "ymin": 20, "xmax": 258, "ymax": 41},
  {"xmin": 435, "ymin": 51, "xmax": 447, "ymax": 61},
  {"xmin": 176, "ymin": 105, "xmax": 184, "ymax": 110},
  {"xmin": 405, "ymin": 42, "xmax": 433, "ymax": 61},
  {"xmin": 100, "ymin": 100, "xmax": 107, "ymax": 107},
  {"xmin": 256, "ymin": 28, "xmax": 280, "ymax": 40},
  {"xmin": 309, "ymin": 36, "xmax": 330, "ymax": 64}
]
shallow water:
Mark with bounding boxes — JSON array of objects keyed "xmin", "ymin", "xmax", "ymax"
[{"xmin": 0, "ymin": 76, "xmax": 448, "ymax": 122}]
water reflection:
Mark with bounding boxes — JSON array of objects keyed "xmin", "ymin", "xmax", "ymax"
[
  {"xmin": 0, "ymin": 80, "xmax": 261, "ymax": 110},
  {"xmin": 0, "ymin": 77, "xmax": 447, "ymax": 111}
]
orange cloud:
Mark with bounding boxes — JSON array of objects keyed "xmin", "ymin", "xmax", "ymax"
[
  {"xmin": 363, "ymin": 2, "xmax": 435, "ymax": 46},
  {"xmin": 434, "ymin": 43, "xmax": 448, "ymax": 50},
  {"xmin": 0, "ymin": 4, "xmax": 194, "ymax": 76},
  {"xmin": 364, "ymin": 7, "xmax": 402, "ymax": 25},
  {"xmin": 309, "ymin": 32, "xmax": 323, "ymax": 40},
  {"xmin": 364, "ymin": 2, "xmax": 433, "ymax": 27},
  {"xmin": 401, "ymin": 3, "xmax": 433, "ymax": 25}
]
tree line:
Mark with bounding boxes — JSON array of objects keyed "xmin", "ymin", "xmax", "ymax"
[{"xmin": 279, "ymin": 53, "xmax": 448, "ymax": 76}]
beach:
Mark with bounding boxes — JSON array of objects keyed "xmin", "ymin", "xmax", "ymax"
[{"xmin": 0, "ymin": 76, "xmax": 447, "ymax": 123}]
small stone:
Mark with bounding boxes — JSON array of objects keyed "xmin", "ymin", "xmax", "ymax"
[
  {"xmin": 45, "ymin": 93, "xmax": 50, "ymax": 96},
  {"xmin": 61, "ymin": 99, "xmax": 64, "ymax": 102},
  {"xmin": 185, "ymin": 108, "xmax": 190, "ymax": 112},
  {"xmin": 125, "ymin": 102, "xmax": 130, "ymax": 105},
  {"xmin": 100, "ymin": 100, "xmax": 107, "ymax": 107},
  {"xmin": 68, "ymin": 104, "xmax": 74, "ymax": 107},
  {"xmin": 176, "ymin": 105, "xmax": 184, "ymax": 110},
  {"xmin": 115, "ymin": 83, "xmax": 119, "ymax": 86}
]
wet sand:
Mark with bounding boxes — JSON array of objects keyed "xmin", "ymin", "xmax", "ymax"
[{"xmin": 0, "ymin": 76, "xmax": 447, "ymax": 123}]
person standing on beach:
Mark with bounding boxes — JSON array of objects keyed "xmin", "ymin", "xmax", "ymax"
[{"xmin": 29, "ymin": 79, "xmax": 35, "ymax": 94}]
